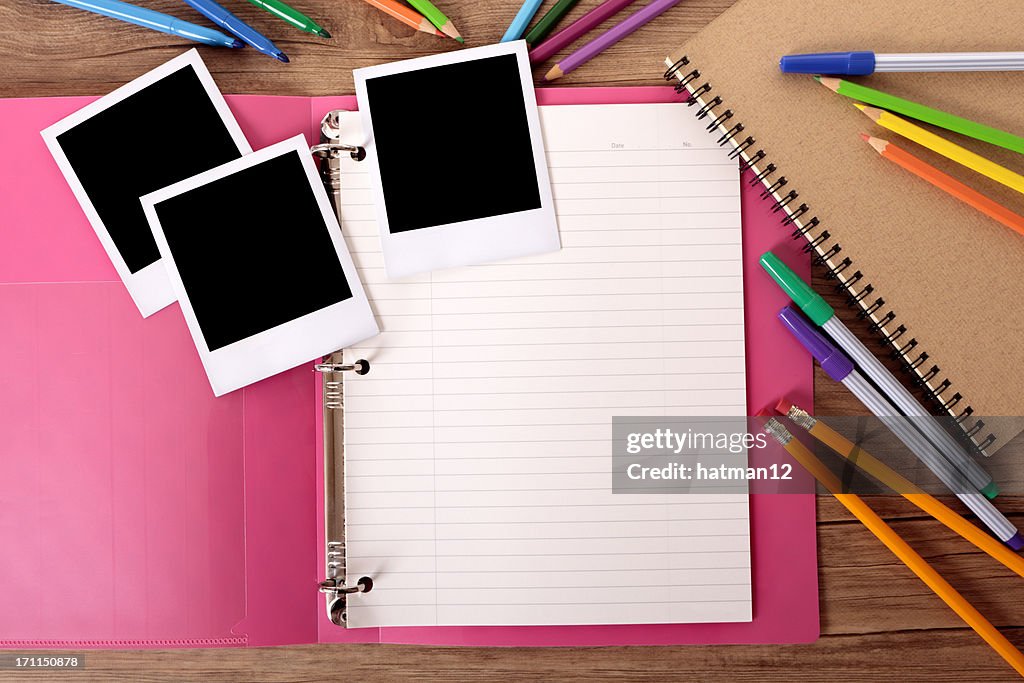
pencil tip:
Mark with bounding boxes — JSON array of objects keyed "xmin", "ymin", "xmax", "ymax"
[
  {"xmin": 544, "ymin": 64, "xmax": 563, "ymax": 81},
  {"xmin": 440, "ymin": 23, "xmax": 463, "ymax": 41},
  {"xmin": 817, "ymin": 76, "xmax": 841, "ymax": 91},
  {"xmin": 317, "ymin": 28, "xmax": 331, "ymax": 39},
  {"xmin": 456, "ymin": 36, "xmax": 465, "ymax": 44},
  {"xmin": 862, "ymin": 134, "xmax": 887, "ymax": 154}
]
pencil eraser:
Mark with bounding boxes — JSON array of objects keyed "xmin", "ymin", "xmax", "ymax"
[
  {"xmin": 981, "ymin": 481, "xmax": 1000, "ymax": 500},
  {"xmin": 775, "ymin": 397, "xmax": 794, "ymax": 416},
  {"xmin": 1006, "ymin": 531, "xmax": 1024, "ymax": 551}
]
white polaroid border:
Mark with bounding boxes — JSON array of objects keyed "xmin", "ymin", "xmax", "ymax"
[
  {"xmin": 40, "ymin": 49, "xmax": 251, "ymax": 318},
  {"xmin": 353, "ymin": 41, "xmax": 560, "ymax": 279},
  {"xmin": 141, "ymin": 135, "xmax": 379, "ymax": 397}
]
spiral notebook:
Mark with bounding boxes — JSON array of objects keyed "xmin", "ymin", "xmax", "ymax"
[{"xmin": 665, "ymin": 0, "xmax": 1024, "ymax": 454}]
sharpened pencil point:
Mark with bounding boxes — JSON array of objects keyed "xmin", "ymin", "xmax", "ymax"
[
  {"xmin": 317, "ymin": 28, "xmax": 331, "ymax": 39},
  {"xmin": 439, "ymin": 21, "xmax": 462, "ymax": 42},
  {"xmin": 544, "ymin": 64, "xmax": 564, "ymax": 82},
  {"xmin": 456, "ymin": 36, "xmax": 465, "ymax": 44},
  {"xmin": 862, "ymin": 135, "xmax": 888, "ymax": 154},
  {"xmin": 817, "ymin": 76, "xmax": 841, "ymax": 92},
  {"xmin": 856, "ymin": 105, "xmax": 885, "ymax": 123}
]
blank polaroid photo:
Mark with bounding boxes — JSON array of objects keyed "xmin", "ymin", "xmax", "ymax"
[
  {"xmin": 41, "ymin": 49, "xmax": 251, "ymax": 317},
  {"xmin": 354, "ymin": 41, "xmax": 560, "ymax": 279},
  {"xmin": 140, "ymin": 135, "xmax": 379, "ymax": 396}
]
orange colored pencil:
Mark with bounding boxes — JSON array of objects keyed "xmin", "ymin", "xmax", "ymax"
[
  {"xmin": 861, "ymin": 133, "xmax": 1024, "ymax": 237},
  {"xmin": 358, "ymin": 0, "xmax": 446, "ymax": 37}
]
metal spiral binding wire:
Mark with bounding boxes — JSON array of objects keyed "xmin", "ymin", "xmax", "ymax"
[{"xmin": 663, "ymin": 56, "xmax": 996, "ymax": 455}]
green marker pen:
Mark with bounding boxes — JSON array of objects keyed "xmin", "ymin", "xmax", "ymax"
[
  {"xmin": 246, "ymin": 0, "xmax": 331, "ymax": 37},
  {"xmin": 760, "ymin": 251, "xmax": 998, "ymax": 499}
]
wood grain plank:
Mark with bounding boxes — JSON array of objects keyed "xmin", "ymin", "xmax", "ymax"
[{"xmin": 2, "ymin": 1, "xmax": 1021, "ymax": 679}]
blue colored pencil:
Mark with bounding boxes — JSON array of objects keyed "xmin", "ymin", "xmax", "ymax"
[{"xmin": 501, "ymin": 0, "xmax": 545, "ymax": 42}]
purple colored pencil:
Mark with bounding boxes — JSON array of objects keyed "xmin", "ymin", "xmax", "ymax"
[
  {"xmin": 528, "ymin": 0, "xmax": 637, "ymax": 64},
  {"xmin": 543, "ymin": 0, "xmax": 683, "ymax": 80}
]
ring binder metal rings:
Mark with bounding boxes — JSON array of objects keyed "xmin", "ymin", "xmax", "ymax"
[
  {"xmin": 310, "ymin": 142, "xmax": 366, "ymax": 162},
  {"xmin": 313, "ymin": 110, "xmax": 376, "ymax": 627},
  {"xmin": 316, "ymin": 361, "xmax": 369, "ymax": 410},
  {"xmin": 664, "ymin": 53, "xmax": 997, "ymax": 455},
  {"xmin": 315, "ymin": 109, "xmax": 367, "ymax": 161},
  {"xmin": 315, "ymin": 359, "xmax": 370, "ymax": 375},
  {"xmin": 320, "ymin": 573, "xmax": 373, "ymax": 627}
]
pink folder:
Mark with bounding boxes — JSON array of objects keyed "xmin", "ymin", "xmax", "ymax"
[{"xmin": 0, "ymin": 87, "xmax": 816, "ymax": 649}]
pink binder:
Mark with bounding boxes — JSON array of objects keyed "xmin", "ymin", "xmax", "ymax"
[{"xmin": 0, "ymin": 87, "xmax": 817, "ymax": 649}]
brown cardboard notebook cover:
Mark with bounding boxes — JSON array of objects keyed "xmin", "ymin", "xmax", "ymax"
[{"xmin": 666, "ymin": 0, "xmax": 1024, "ymax": 452}]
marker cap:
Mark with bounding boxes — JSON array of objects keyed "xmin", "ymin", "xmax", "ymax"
[
  {"xmin": 779, "ymin": 51, "xmax": 876, "ymax": 75},
  {"xmin": 778, "ymin": 305, "xmax": 854, "ymax": 382},
  {"xmin": 760, "ymin": 252, "xmax": 834, "ymax": 325}
]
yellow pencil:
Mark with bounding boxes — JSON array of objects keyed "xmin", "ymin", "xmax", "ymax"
[
  {"xmin": 857, "ymin": 104, "xmax": 1024, "ymax": 196},
  {"xmin": 777, "ymin": 399, "xmax": 1024, "ymax": 579},
  {"xmin": 761, "ymin": 417, "xmax": 1024, "ymax": 678}
]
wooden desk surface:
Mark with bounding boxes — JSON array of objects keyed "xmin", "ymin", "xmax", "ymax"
[{"xmin": 2, "ymin": 0, "xmax": 1022, "ymax": 679}]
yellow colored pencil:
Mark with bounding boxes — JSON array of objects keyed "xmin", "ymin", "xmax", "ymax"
[
  {"xmin": 857, "ymin": 104, "xmax": 1024, "ymax": 196},
  {"xmin": 761, "ymin": 417, "xmax": 1024, "ymax": 679},
  {"xmin": 778, "ymin": 400, "xmax": 1024, "ymax": 579}
]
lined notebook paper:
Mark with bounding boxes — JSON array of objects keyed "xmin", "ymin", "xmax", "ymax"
[{"xmin": 338, "ymin": 103, "xmax": 750, "ymax": 628}]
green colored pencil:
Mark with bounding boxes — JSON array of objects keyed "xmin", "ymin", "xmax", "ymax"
[
  {"xmin": 405, "ymin": 0, "xmax": 463, "ymax": 42},
  {"xmin": 245, "ymin": 0, "xmax": 330, "ymax": 37},
  {"xmin": 524, "ymin": 0, "xmax": 581, "ymax": 44},
  {"xmin": 817, "ymin": 76, "xmax": 1024, "ymax": 155}
]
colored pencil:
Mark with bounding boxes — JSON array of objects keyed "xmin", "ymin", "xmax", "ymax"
[
  {"xmin": 405, "ymin": 0, "xmax": 463, "ymax": 42},
  {"xmin": 761, "ymin": 417, "xmax": 1024, "ymax": 679},
  {"xmin": 530, "ymin": 0, "xmax": 636, "ymax": 64},
  {"xmin": 356, "ymin": 0, "xmax": 445, "ymax": 37},
  {"xmin": 524, "ymin": 0, "xmax": 580, "ymax": 45},
  {"xmin": 777, "ymin": 400, "xmax": 1024, "ymax": 580},
  {"xmin": 245, "ymin": 0, "xmax": 330, "ymax": 37},
  {"xmin": 543, "ymin": 0, "xmax": 682, "ymax": 80},
  {"xmin": 857, "ymin": 105, "xmax": 1024, "ymax": 196},
  {"xmin": 501, "ymin": 0, "xmax": 544, "ymax": 42},
  {"xmin": 861, "ymin": 134, "xmax": 1024, "ymax": 237},
  {"xmin": 819, "ymin": 77, "xmax": 1024, "ymax": 155}
]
